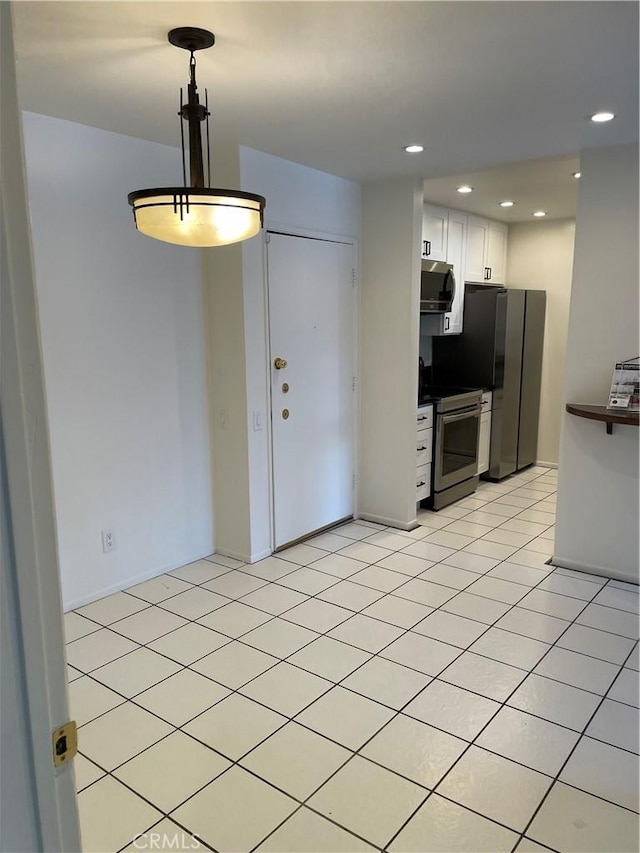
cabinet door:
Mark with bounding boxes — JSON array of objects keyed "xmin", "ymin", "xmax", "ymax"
[
  {"xmin": 465, "ymin": 216, "xmax": 489, "ymax": 282},
  {"xmin": 422, "ymin": 205, "xmax": 448, "ymax": 261},
  {"xmin": 416, "ymin": 464, "xmax": 431, "ymax": 500},
  {"xmin": 478, "ymin": 411, "xmax": 491, "ymax": 475},
  {"xmin": 444, "ymin": 211, "xmax": 467, "ymax": 334},
  {"xmin": 486, "ymin": 221, "xmax": 508, "ymax": 284}
]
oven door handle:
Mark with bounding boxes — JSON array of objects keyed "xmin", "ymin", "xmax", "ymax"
[{"xmin": 439, "ymin": 406, "xmax": 481, "ymax": 426}]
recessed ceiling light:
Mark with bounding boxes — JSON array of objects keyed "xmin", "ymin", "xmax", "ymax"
[
  {"xmin": 590, "ymin": 112, "xmax": 615, "ymax": 123},
  {"xmin": 456, "ymin": 185, "xmax": 473, "ymax": 193},
  {"xmin": 572, "ymin": 171, "xmax": 581, "ymax": 179},
  {"xmin": 404, "ymin": 144, "xmax": 424, "ymax": 153},
  {"xmin": 499, "ymin": 200, "xmax": 514, "ymax": 208},
  {"xmin": 533, "ymin": 211, "xmax": 546, "ymax": 217}
]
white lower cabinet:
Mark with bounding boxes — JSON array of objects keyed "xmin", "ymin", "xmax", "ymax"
[
  {"xmin": 416, "ymin": 404, "xmax": 433, "ymax": 501},
  {"xmin": 478, "ymin": 391, "xmax": 492, "ymax": 475}
]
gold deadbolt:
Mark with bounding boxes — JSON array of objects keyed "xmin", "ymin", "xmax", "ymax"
[
  {"xmin": 52, "ymin": 720, "xmax": 77, "ymax": 768},
  {"xmin": 282, "ymin": 408, "xmax": 290, "ymax": 420},
  {"xmin": 282, "ymin": 383, "xmax": 290, "ymax": 393},
  {"xmin": 274, "ymin": 357, "xmax": 288, "ymax": 370}
]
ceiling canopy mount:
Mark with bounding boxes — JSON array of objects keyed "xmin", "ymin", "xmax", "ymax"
[{"xmin": 167, "ymin": 27, "xmax": 215, "ymax": 53}]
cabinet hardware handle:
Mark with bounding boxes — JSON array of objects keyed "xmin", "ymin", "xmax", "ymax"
[
  {"xmin": 417, "ymin": 446, "xmax": 427, "ymax": 451},
  {"xmin": 423, "ymin": 240, "xmax": 431, "ymax": 257},
  {"xmin": 445, "ymin": 316, "xmax": 450, "ymax": 330},
  {"xmin": 418, "ymin": 417, "xmax": 428, "ymax": 422},
  {"xmin": 417, "ymin": 481, "xmax": 426, "ymax": 487},
  {"xmin": 484, "ymin": 267, "xmax": 490, "ymax": 280}
]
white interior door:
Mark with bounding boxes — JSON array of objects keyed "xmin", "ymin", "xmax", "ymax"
[{"xmin": 267, "ymin": 232, "xmax": 355, "ymax": 548}]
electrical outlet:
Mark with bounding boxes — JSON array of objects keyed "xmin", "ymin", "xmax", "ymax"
[{"xmin": 102, "ymin": 529, "xmax": 116, "ymax": 553}]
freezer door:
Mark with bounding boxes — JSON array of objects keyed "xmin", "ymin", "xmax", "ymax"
[
  {"xmin": 517, "ymin": 290, "xmax": 546, "ymax": 470},
  {"xmin": 488, "ymin": 290, "xmax": 525, "ymax": 480}
]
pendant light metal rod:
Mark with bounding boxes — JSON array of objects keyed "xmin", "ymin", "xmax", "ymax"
[
  {"xmin": 179, "ymin": 88, "xmax": 187, "ymax": 187},
  {"xmin": 181, "ymin": 52, "xmax": 206, "ymax": 188},
  {"xmin": 205, "ymin": 89, "xmax": 211, "ymax": 189}
]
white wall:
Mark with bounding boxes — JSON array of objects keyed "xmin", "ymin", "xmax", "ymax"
[
  {"xmin": 555, "ymin": 143, "xmax": 639, "ymax": 582},
  {"xmin": 21, "ymin": 112, "xmax": 214, "ymax": 609},
  {"xmin": 359, "ymin": 177, "xmax": 423, "ymax": 528},
  {"xmin": 506, "ymin": 219, "xmax": 575, "ymax": 465},
  {"xmin": 206, "ymin": 146, "xmax": 360, "ymax": 562},
  {"xmin": 200, "ymin": 136, "xmax": 252, "ymax": 561}
]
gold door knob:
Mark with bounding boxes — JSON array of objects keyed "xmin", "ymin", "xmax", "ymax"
[
  {"xmin": 274, "ymin": 357, "xmax": 288, "ymax": 370},
  {"xmin": 282, "ymin": 409, "xmax": 290, "ymax": 420}
]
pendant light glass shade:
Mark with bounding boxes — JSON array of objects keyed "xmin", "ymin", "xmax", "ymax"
[
  {"xmin": 128, "ymin": 188, "xmax": 265, "ymax": 247},
  {"xmin": 128, "ymin": 27, "xmax": 265, "ymax": 248}
]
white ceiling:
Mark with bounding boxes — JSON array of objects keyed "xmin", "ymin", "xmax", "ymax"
[
  {"xmin": 11, "ymin": 1, "xmax": 639, "ymax": 221},
  {"xmin": 423, "ymin": 154, "xmax": 581, "ymax": 222}
]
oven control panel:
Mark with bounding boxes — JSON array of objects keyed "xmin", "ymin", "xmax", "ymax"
[{"xmin": 416, "ymin": 404, "xmax": 434, "ymax": 501}]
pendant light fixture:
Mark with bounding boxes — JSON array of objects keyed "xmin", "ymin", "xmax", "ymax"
[{"xmin": 128, "ymin": 27, "xmax": 265, "ymax": 248}]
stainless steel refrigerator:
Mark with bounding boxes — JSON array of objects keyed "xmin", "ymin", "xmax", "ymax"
[{"xmin": 432, "ymin": 284, "xmax": 546, "ymax": 480}]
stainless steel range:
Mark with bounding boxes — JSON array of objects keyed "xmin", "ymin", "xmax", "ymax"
[{"xmin": 420, "ymin": 386, "xmax": 482, "ymax": 510}]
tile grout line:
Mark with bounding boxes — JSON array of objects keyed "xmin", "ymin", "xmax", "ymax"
[
  {"xmin": 69, "ymin": 469, "xmax": 637, "ymax": 851},
  {"xmin": 382, "ymin": 570, "xmax": 637, "ymax": 851},
  {"xmin": 512, "ymin": 629, "xmax": 640, "ymax": 851},
  {"xmin": 73, "ymin": 475, "xmax": 600, "ymax": 843},
  {"xmin": 380, "ymin": 562, "xmax": 586, "ymax": 851},
  {"xmin": 74, "ymin": 501, "xmax": 565, "ymax": 847}
]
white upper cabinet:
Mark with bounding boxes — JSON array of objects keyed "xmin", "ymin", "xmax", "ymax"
[
  {"xmin": 444, "ymin": 211, "xmax": 467, "ymax": 335},
  {"xmin": 420, "ymin": 208, "xmax": 467, "ymax": 336},
  {"xmin": 486, "ymin": 221, "xmax": 508, "ymax": 284},
  {"xmin": 422, "ymin": 204, "xmax": 449, "ymax": 262},
  {"xmin": 465, "ymin": 217, "xmax": 489, "ymax": 282},
  {"xmin": 465, "ymin": 216, "xmax": 508, "ymax": 284},
  {"xmin": 420, "ymin": 202, "xmax": 509, "ymax": 335}
]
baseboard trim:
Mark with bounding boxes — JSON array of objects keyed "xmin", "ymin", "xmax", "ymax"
[
  {"xmin": 535, "ymin": 460, "xmax": 558, "ymax": 469},
  {"xmin": 357, "ymin": 513, "xmax": 419, "ymax": 531},
  {"xmin": 210, "ymin": 546, "xmax": 275, "ymax": 565},
  {"xmin": 552, "ymin": 555, "xmax": 639, "ymax": 585},
  {"xmin": 247, "ymin": 548, "xmax": 273, "ymax": 564},
  {"xmin": 63, "ymin": 548, "xmax": 216, "ymax": 611}
]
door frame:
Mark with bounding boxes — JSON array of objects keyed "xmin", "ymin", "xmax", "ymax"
[
  {"xmin": 264, "ymin": 226, "xmax": 359, "ymax": 551},
  {"xmin": 1, "ymin": 4, "xmax": 80, "ymax": 849}
]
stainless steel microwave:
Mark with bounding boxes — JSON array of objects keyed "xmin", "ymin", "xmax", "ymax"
[{"xmin": 420, "ymin": 261, "xmax": 455, "ymax": 313}]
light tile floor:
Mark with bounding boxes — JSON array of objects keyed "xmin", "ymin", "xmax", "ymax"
[{"xmin": 65, "ymin": 466, "xmax": 640, "ymax": 853}]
